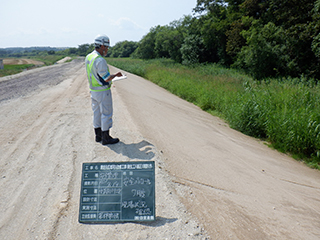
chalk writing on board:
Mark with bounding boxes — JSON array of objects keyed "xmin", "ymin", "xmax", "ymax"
[
  {"xmin": 136, "ymin": 208, "xmax": 152, "ymax": 215},
  {"xmin": 99, "ymin": 172, "xmax": 119, "ymax": 180},
  {"xmin": 97, "ymin": 188, "xmax": 122, "ymax": 195},
  {"xmin": 122, "ymin": 200, "xmax": 148, "ymax": 209},
  {"xmin": 132, "ymin": 189, "xmax": 146, "ymax": 198},
  {"xmin": 123, "ymin": 177, "xmax": 152, "ymax": 186}
]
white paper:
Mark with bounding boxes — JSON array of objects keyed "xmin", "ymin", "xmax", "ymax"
[{"xmin": 112, "ymin": 75, "xmax": 127, "ymax": 81}]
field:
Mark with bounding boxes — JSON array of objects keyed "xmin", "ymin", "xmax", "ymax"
[
  {"xmin": 0, "ymin": 56, "xmax": 70, "ymax": 77},
  {"xmin": 107, "ymin": 58, "xmax": 320, "ymax": 169}
]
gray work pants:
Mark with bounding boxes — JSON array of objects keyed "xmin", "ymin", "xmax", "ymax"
[{"xmin": 90, "ymin": 90, "xmax": 113, "ymax": 131}]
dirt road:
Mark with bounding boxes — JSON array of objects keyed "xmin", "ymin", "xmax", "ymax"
[
  {"xmin": 3, "ymin": 58, "xmax": 45, "ymax": 66},
  {"xmin": 0, "ymin": 58, "xmax": 319, "ymax": 239}
]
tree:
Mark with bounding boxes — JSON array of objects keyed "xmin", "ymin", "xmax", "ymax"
[
  {"xmin": 226, "ymin": 18, "xmax": 248, "ymax": 60},
  {"xmin": 68, "ymin": 48, "xmax": 78, "ymax": 55},
  {"xmin": 134, "ymin": 26, "xmax": 160, "ymax": 59},
  {"xmin": 78, "ymin": 44, "xmax": 94, "ymax": 56},
  {"xmin": 234, "ymin": 21, "xmax": 288, "ymax": 79},
  {"xmin": 154, "ymin": 26, "xmax": 172, "ymax": 58},
  {"xmin": 154, "ymin": 25, "xmax": 184, "ymax": 62},
  {"xmin": 180, "ymin": 34, "xmax": 205, "ymax": 65},
  {"xmin": 109, "ymin": 41, "xmax": 138, "ymax": 58}
]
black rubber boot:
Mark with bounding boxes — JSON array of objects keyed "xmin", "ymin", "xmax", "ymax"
[
  {"xmin": 94, "ymin": 128, "xmax": 102, "ymax": 142},
  {"xmin": 102, "ymin": 130, "xmax": 119, "ymax": 145}
]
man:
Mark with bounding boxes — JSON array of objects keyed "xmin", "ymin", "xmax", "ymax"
[{"xmin": 85, "ymin": 34, "xmax": 122, "ymax": 145}]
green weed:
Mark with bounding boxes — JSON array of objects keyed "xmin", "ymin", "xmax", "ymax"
[{"xmin": 0, "ymin": 64, "xmax": 34, "ymax": 77}]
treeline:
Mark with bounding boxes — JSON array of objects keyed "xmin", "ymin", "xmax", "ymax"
[
  {"xmin": 74, "ymin": 41, "xmax": 138, "ymax": 58},
  {"xmin": 4, "ymin": 0, "xmax": 320, "ymax": 82},
  {"xmin": 0, "ymin": 47, "xmax": 68, "ymax": 58},
  {"xmin": 109, "ymin": 0, "xmax": 320, "ymax": 81}
]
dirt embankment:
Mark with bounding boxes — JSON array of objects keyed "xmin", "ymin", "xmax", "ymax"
[
  {"xmin": 0, "ymin": 58, "xmax": 320, "ymax": 240},
  {"xmin": 3, "ymin": 58, "xmax": 45, "ymax": 66},
  {"xmin": 56, "ymin": 57, "xmax": 72, "ymax": 64}
]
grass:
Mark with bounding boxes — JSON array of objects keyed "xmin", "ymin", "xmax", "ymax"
[
  {"xmin": 107, "ymin": 57, "xmax": 320, "ymax": 170},
  {"xmin": 0, "ymin": 64, "xmax": 34, "ymax": 77}
]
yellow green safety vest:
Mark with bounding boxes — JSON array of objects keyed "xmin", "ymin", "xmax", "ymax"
[{"xmin": 86, "ymin": 52, "xmax": 112, "ymax": 92}]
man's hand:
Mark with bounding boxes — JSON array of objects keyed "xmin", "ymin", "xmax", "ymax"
[
  {"xmin": 115, "ymin": 72, "xmax": 123, "ymax": 77},
  {"xmin": 106, "ymin": 72, "xmax": 123, "ymax": 82}
]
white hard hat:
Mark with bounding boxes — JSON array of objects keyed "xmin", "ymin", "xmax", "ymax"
[{"xmin": 94, "ymin": 34, "xmax": 110, "ymax": 47}]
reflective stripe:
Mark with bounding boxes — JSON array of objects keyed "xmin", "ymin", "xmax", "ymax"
[
  {"xmin": 102, "ymin": 72, "xmax": 111, "ymax": 79},
  {"xmin": 85, "ymin": 52, "xmax": 112, "ymax": 92}
]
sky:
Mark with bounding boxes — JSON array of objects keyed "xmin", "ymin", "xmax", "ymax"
[{"xmin": 0, "ymin": 0, "xmax": 197, "ymax": 48}]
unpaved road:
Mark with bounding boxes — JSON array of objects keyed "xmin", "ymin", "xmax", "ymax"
[
  {"xmin": 0, "ymin": 58, "xmax": 320, "ymax": 240},
  {"xmin": 0, "ymin": 59, "xmax": 77, "ymax": 102}
]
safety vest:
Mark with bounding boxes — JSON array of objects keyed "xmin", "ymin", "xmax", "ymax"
[{"xmin": 86, "ymin": 52, "xmax": 111, "ymax": 92}]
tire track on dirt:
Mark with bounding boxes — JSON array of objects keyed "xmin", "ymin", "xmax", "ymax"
[{"xmin": 0, "ymin": 60, "xmax": 89, "ymax": 239}]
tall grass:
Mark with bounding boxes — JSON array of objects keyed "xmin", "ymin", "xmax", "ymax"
[{"xmin": 108, "ymin": 58, "xmax": 320, "ymax": 169}]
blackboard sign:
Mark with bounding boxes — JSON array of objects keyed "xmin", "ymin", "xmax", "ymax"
[{"xmin": 79, "ymin": 161, "xmax": 155, "ymax": 223}]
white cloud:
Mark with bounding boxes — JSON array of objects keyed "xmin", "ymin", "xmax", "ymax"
[{"xmin": 110, "ymin": 18, "xmax": 145, "ymax": 31}]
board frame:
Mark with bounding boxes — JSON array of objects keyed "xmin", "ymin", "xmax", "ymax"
[{"xmin": 79, "ymin": 161, "xmax": 155, "ymax": 223}]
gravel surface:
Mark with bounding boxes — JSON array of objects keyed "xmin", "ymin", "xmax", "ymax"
[{"xmin": 0, "ymin": 58, "xmax": 83, "ymax": 102}]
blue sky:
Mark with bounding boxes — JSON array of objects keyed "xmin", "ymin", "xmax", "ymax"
[{"xmin": 0, "ymin": 0, "xmax": 197, "ymax": 48}]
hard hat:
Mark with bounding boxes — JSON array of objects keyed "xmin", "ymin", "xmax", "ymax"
[{"xmin": 94, "ymin": 34, "xmax": 110, "ymax": 47}]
